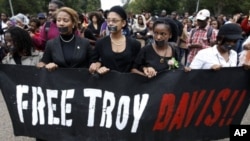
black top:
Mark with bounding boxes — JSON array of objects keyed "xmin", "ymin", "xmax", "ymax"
[
  {"xmin": 13, "ymin": 54, "xmax": 21, "ymax": 65},
  {"xmin": 41, "ymin": 35, "xmax": 93, "ymax": 68},
  {"xmin": 92, "ymin": 36, "xmax": 141, "ymax": 72},
  {"xmin": 84, "ymin": 28, "xmax": 97, "ymax": 41},
  {"xmin": 87, "ymin": 23, "xmax": 102, "ymax": 37},
  {"xmin": 60, "ymin": 34, "xmax": 76, "ymax": 66},
  {"xmin": 133, "ymin": 42, "xmax": 181, "ymax": 72}
]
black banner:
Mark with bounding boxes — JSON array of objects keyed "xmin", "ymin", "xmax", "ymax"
[{"xmin": 0, "ymin": 64, "xmax": 250, "ymax": 141}]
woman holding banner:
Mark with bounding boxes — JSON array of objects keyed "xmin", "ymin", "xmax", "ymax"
[
  {"xmin": 88, "ymin": 5, "xmax": 141, "ymax": 74},
  {"xmin": 185, "ymin": 23, "xmax": 243, "ymax": 70},
  {"xmin": 131, "ymin": 17, "xmax": 181, "ymax": 78},
  {"xmin": 37, "ymin": 7, "xmax": 93, "ymax": 71}
]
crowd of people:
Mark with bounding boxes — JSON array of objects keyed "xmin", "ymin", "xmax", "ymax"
[
  {"xmin": 1, "ymin": 0, "xmax": 250, "ymax": 140},
  {"xmin": 0, "ymin": 0, "xmax": 250, "ymax": 76}
]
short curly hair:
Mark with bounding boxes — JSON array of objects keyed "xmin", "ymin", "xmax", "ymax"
[{"xmin": 88, "ymin": 11, "xmax": 102, "ymax": 24}]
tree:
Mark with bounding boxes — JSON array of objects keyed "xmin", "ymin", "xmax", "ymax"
[
  {"xmin": 126, "ymin": 0, "xmax": 250, "ymax": 17},
  {"xmin": 86, "ymin": 0, "xmax": 101, "ymax": 12},
  {"xmin": 0, "ymin": 0, "xmax": 249, "ymax": 18}
]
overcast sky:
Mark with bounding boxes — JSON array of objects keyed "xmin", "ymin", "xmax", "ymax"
[{"xmin": 100, "ymin": 0, "xmax": 123, "ymax": 10}]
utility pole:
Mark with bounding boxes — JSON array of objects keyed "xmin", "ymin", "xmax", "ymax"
[
  {"xmin": 196, "ymin": 0, "xmax": 200, "ymax": 12},
  {"xmin": 8, "ymin": 0, "xmax": 14, "ymax": 16}
]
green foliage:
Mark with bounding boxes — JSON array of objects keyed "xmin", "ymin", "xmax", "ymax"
[
  {"xmin": 127, "ymin": 0, "xmax": 179, "ymax": 15},
  {"xmin": 126, "ymin": 0, "xmax": 250, "ymax": 17},
  {"xmin": 0, "ymin": 0, "xmax": 249, "ymax": 18},
  {"xmin": 86, "ymin": 0, "xmax": 101, "ymax": 12}
]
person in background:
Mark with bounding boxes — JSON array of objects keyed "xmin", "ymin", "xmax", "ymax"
[
  {"xmin": 13, "ymin": 13, "xmax": 30, "ymax": 30},
  {"xmin": 178, "ymin": 17, "xmax": 190, "ymax": 64},
  {"xmin": 144, "ymin": 12, "xmax": 152, "ymax": 26},
  {"xmin": 185, "ymin": 23, "xmax": 242, "ymax": 70},
  {"xmin": 242, "ymin": 35, "xmax": 250, "ymax": 50},
  {"xmin": 160, "ymin": 9, "xmax": 168, "ymax": 18},
  {"xmin": 132, "ymin": 14, "xmax": 148, "ymax": 47},
  {"xmin": 145, "ymin": 19, "xmax": 154, "ymax": 45},
  {"xmin": 37, "ymin": 12, "xmax": 47, "ymax": 30},
  {"xmin": 87, "ymin": 11, "xmax": 103, "ymax": 39},
  {"xmin": 186, "ymin": 9, "xmax": 217, "ymax": 66},
  {"xmin": 99, "ymin": 10, "xmax": 110, "ymax": 37},
  {"xmin": 89, "ymin": 5, "xmax": 141, "ymax": 74},
  {"xmin": 240, "ymin": 13, "xmax": 250, "ymax": 37},
  {"xmin": 170, "ymin": 11, "xmax": 183, "ymax": 44},
  {"xmin": 210, "ymin": 18, "xmax": 221, "ymax": 34},
  {"xmin": 132, "ymin": 17, "xmax": 181, "ymax": 78},
  {"xmin": 78, "ymin": 12, "xmax": 97, "ymax": 47},
  {"xmin": 0, "ymin": 12, "xmax": 9, "ymax": 43},
  {"xmin": 184, "ymin": 12, "xmax": 189, "ymax": 19},
  {"xmin": 37, "ymin": 7, "xmax": 93, "ymax": 71},
  {"xmin": 127, "ymin": 11, "xmax": 135, "ymax": 35},
  {"xmin": 238, "ymin": 35, "xmax": 250, "ymax": 69},
  {"xmin": 32, "ymin": 0, "xmax": 65, "ymax": 51},
  {"xmin": 28, "ymin": 18, "xmax": 42, "ymax": 51},
  {"xmin": 2, "ymin": 26, "xmax": 43, "ymax": 65},
  {"xmin": 97, "ymin": 8, "xmax": 105, "ymax": 24}
]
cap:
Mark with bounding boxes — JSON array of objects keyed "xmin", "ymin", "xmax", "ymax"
[
  {"xmin": 15, "ymin": 13, "xmax": 29, "ymax": 25},
  {"xmin": 196, "ymin": 9, "xmax": 210, "ymax": 20},
  {"xmin": 37, "ymin": 13, "xmax": 46, "ymax": 19},
  {"xmin": 218, "ymin": 23, "xmax": 243, "ymax": 40}
]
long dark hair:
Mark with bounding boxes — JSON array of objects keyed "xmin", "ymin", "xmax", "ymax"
[{"xmin": 5, "ymin": 27, "xmax": 33, "ymax": 56}]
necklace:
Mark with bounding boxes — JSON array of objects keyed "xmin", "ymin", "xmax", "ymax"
[
  {"xmin": 157, "ymin": 48, "xmax": 168, "ymax": 63},
  {"xmin": 110, "ymin": 35, "xmax": 125, "ymax": 46},
  {"xmin": 160, "ymin": 57, "xmax": 165, "ymax": 63},
  {"xmin": 60, "ymin": 35, "xmax": 75, "ymax": 43}
]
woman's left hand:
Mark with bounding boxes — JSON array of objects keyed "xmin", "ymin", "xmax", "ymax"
[
  {"xmin": 243, "ymin": 63, "xmax": 250, "ymax": 70},
  {"xmin": 143, "ymin": 67, "xmax": 157, "ymax": 78},
  {"xmin": 45, "ymin": 63, "xmax": 58, "ymax": 71},
  {"xmin": 211, "ymin": 64, "xmax": 222, "ymax": 70},
  {"xmin": 89, "ymin": 62, "xmax": 101, "ymax": 74}
]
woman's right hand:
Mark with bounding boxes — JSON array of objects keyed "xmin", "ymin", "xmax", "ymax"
[{"xmin": 36, "ymin": 62, "xmax": 46, "ymax": 68}]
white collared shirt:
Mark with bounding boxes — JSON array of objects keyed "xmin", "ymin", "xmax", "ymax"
[{"xmin": 190, "ymin": 45, "xmax": 237, "ymax": 69}]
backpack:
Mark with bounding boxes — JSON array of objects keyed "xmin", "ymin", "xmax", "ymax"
[
  {"xmin": 189, "ymin": 26, "xmax": 213, "ymax": 45},
  {"xmin": 44, "ymin": 21, "xmax": 51, "ymax": 41}
]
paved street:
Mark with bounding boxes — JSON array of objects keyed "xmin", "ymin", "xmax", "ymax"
[
  {"xmin": 0, "ymin": 91, "xmax": 250, "ymax": 141},
  {"xmin": 0, "ymin": 92, "xmax": 35, "ymax": 141}
]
